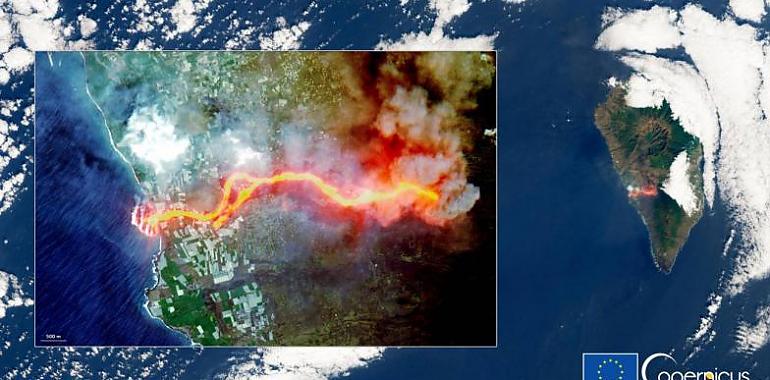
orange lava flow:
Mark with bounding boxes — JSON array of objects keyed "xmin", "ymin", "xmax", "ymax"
[
  {"xmin": 141, "ymin": 171, "xmax": 440, "ymax": 233},
  {"xmin": 628, "ymin": 184, "xmax": 658, "ymax": 199}
]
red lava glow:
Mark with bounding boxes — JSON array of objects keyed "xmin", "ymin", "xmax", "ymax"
[
  {"xmin": 131, "ymin": 171, "xmax": 440, "ymax": 236},
  {"xmin": 628, "ymin": 184, "xmax": 658, "ymax": 199}
]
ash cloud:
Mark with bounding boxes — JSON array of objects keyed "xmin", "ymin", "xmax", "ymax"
[
  {"xmin": 215, "ymin": 51, "xmax": 496, "ymax": 264},
  {"xmin": 301, "ymin": 52, "xmax": 496, "ymax": 226}
]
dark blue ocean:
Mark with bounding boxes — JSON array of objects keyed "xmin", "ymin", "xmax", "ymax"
[
  {"xmin": 34, "ymin": 52, "xmax": 189, "ymax": 346},
  {"xmin": 3, "ymin": 0, "xmax": 767, "ymax": 378}
]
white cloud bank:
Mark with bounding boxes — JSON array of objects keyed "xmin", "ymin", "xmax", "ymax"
[
  {"xmin": 736, "ymin": 303, "xmax": 770, "ymax": 353},
  {"xmin": 78, "ymin": 15, "xmax": 97, "ymax": 38},
  {"xmin": 729, "ymin": 0, "xmax": 767, "ymax": 22},
  {"xmin": 598, "ymin": 3, "xmax": 770, "ymax": 352},
  {"xmin": 0, "ymin": 0, "xmax": 96, "ymax": 221},
  {"xmin": 122, "ymin": 107, "xmax": 190, "ymax": 173},
  {"xmin": 258, "ymin": 19, "xmax": 311, "ymax": 50},
  {"xmin": 165, "ymin": 0, "xmax": 211, "ymax": 39},
  {"xmin": 661, "ymin": 151, "xmax": 698, "ymax": 216},
  {"xmin": 596, "ymin": 6, "xmax": 681, "ymax": 54},
  {"xmin": 217, "ymin": 348, "xmax": 385, "ymax": 380},
  {"xmin": 376, "ymin": 0, "xmax": 498, "ymax": 50},
  {"xmin": 0, "ymin": 270, "xmax": 33, "ymax": 319}
]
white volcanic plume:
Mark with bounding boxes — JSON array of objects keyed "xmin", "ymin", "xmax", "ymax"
[{"xmin": 276, "ymin": 52, "xmax": 495, "ymax": 226}]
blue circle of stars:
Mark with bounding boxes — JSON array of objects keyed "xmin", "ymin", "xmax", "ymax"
[{"xmin": 597, "ymin": 358, "xmax": 625, "ymax": 380}]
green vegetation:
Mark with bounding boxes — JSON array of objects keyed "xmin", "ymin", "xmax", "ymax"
[
  {"xmin": 160, "ymin": 259, "xmax": 182, "ymax": 284},
  {"xmin": 598, "ymin": 91, "xmax": 699, "ymax": 182},
  {"xmin": 608, "ymin": 99, "xmax": 695, "ymax": 165},
  {"xmin": 651, "ymin": 192, "xmax": 685, "ymax": 253},
  {"xmin": 158, "ymin": 258, "xmax": 229, "ymax": 345},
  {"xmin": 159, "ymin": 291, "xmax": 229, "ymax": 346}
]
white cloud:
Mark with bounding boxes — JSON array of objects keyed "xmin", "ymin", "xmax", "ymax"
[
  {"xmin": 166, "ymin": 0, "xmax": 210, "ymax": 39},
  {"xmin": 736, "ymin": 303, "xmax": 770, "ymax": 353},
  {"xmin": 0, "ymin": 13, "xmax": 12, "ymax": 54},
  {"xmin": 0, "ymin": 172, "xmax": 24, "ymax": 216},
  {"xmin": 676, "ymin": 5, "xmax": 770, "ymax": 295},
  {"xmin": 16, "ymin": 13, "xmax": 65, "ymax": 50},
  {"xmin": 688, "ymin": 292, "xmax": 722, "ymax": 343},
  {"xmin": 729, "ymin": 0, "xmax": 767, "ymax": 22},
  {"xmin": 122, "ymin": 107, "xmax": 190, "ymax": 173},
  {"xmin": 377, "ymin": 30, "xmax": 495, "ymax": 51},
  {"xmin": 376, "ymin": 0, "xmax": 497, "ymax": 50},
  {"xmin": 170, "ymin": 0, "xmax": 197, "ymax": 33},
  {"xmin": 219, "ymin": 348, "xmax": 385, "ymax": 380},
  {"xmin": 78, "ymin": 15, "xmax": 97, "ymax": 38},
  {"xmin": 130, "ymin": 0, "xmax": 158, "ymax": 34},
  {"xmin": 235, "ymin": 146, "xmax": 261, "ymax": 167},
  {"xmin": 0, "ymin": 270, "xmax": 33, "ymax": 319},
  {"xmin": 258, "ymin": 20, "xmax": 311, "ymax": 50},
  {"xmin": 11, "ymin": 0, "xmax": 59, "ymax": 18},
  {"xmin": 661, "ymin": 151, "xmax": 699, "ymax": 215},
  {"xmin": 134, "ymin": 38, "xmax": 157, "ymax": 50},
  {"xmin": 0, "ymin": 98, "xmax": 30, "ymax": 217},
  {"xmin": 2, "ymin": 47, "xmax": 34, "ymax": 73},
  {"xmin": 0, "ymin": 69, "xmax": 9, "ymax": 86},
  {"xmin": 0, "ymin": 0, "xmax": 95, "ymax": 83},
  {"xmin": 596, "ymin": 6, "xmax": 681, "ymax": 53},
  {"xmin": 431, "ymin": 0, "xmax": 471, "ymax": 26}
]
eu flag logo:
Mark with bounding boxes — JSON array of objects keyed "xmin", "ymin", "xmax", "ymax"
[{"xmin": 583, "ymin": 353, "xmax": 638, "ymax": 380}]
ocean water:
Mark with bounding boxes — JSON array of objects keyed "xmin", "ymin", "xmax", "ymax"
[{"xmin": 34, "ymin": 52, "xmax": 188, "ymax": 346}]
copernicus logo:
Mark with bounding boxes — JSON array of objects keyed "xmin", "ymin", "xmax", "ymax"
[
  {"xmin": 640, "ymin": 353, "xmax": 750, "ymax": 380},
  {"xmin": 583, "ymin": 353, "xmax": 639, "ymax": 380}
]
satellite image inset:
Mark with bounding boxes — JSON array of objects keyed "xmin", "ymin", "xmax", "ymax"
[{"xmin": 34, "ymin": 51, "xmax": 496, "ymax": 347}]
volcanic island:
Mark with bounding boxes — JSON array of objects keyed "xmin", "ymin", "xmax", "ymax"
[{"xmin": 594, "ymin": 87, "xmax": 705, "ymax": 272}]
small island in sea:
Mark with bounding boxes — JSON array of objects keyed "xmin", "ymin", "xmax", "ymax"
[{"xmin": 594, "ymin": 87, "xmax": 704, "ymax": 272}]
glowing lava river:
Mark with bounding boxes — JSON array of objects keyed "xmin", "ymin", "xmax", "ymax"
[{"xmin": 132, "ymin": 171, "xmax": 440, "ymax": 235}]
